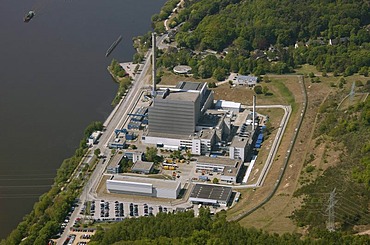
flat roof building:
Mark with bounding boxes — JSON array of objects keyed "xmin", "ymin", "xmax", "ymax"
[
  {"xmin": 196, "ymin": 156, "xmax": 242, "ymax": 184},
  {"xmin": 106, "ymin": 175, "xmax": 181, "ymax": 199},
  {"xmin": 229, "ymin": 130, "xmax": 254, "ymax": 161},
  {"xmin": 88, "ymin": 131, "xmax": 101, "ymax": 146},
  {"xmin": 124, "ymin": 150, "xmax": 144, "ymax": 162},
  {"xmin": 233, "ymin": 75, "xmax": 258, "ymax": 87},
  {"xmin": 106, "ymin": 153, "xmax": 125, "ymax": 174},
  {"xmin": 215, "ymin": 100, "xmax": 241, "ymax": 113},
  {"xmin": 131, "ymin": 161, "xmax": 154, "ymax": 174},
  {"xmin": 189, "ymin": 184, "xmax": 232, "ymax": 207}
]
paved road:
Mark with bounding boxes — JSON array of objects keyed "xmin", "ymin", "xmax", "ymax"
[
  {"xmin": 228, "ymin": 75, "xmax": 308, "ymax": 222},
  {"xmin": 232, "ymin": 104, "xmax": 291, "ymax": 189}
]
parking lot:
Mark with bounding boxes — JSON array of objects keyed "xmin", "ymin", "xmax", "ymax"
[{"xmin": 79, "ymin": 200, "xmax": 174, "ymax": 221}]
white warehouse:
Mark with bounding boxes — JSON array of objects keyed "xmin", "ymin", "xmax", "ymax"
[{"xmin": 106, "ymin": 175, "xmax": 181, "ymax": 199}]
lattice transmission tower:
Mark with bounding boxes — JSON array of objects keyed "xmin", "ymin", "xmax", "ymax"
[{"xmin": 326, "ymin": 188, "xmax": 338, "ymax": 232}]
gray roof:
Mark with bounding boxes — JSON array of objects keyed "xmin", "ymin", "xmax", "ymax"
[
  {"xmin": 236, "ymin": 75, "xmax": 258, "ymax": 83},
  {"xmin": 164, "ymin": 90, "xmax": 199, "ymax": 102},
  {"xmin": 176, "ymin": 81, "xmax": 204, "ymax": 91},
  {"xmin": 132, "ymin": 161, "xmax": 154, "ymax": 172},
  {"xmin": 190, "ymin": 184, "xmax": 232, "ymax": 202},
  {"xmin": 230, "ymin": 135, "xmax": 250, "ymax": 148},
  {"xmin": 197, "ymin": 156, "xmax": 239, "ymax": 166},
  {"xmin": 111, "ymin": 175, "xmax": 180, "ymax": 189}
]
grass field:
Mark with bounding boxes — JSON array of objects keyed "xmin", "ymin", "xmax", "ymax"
[{"xmin": 159, "ymin": 70, "xmax": 218, "ymax": 86}]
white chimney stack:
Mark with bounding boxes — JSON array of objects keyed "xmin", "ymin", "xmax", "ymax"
[
  {"xmin": 152, "ymin": 32, "xmax": 156, "ymax": 97},
  {"xmin": 252, "ymin": 95, "xmax": 256, "ymax": 130}
]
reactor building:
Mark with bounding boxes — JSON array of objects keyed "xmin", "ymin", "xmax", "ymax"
[{"xmin": 143, "ymin": 81, "xmax": 215, "ymax": 155}]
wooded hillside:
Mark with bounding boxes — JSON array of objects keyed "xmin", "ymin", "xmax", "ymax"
[{"xmin": 151, "ymin": 0, "xmax": 370, "ymax": 78}]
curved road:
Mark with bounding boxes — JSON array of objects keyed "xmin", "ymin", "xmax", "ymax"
[{"xmin": 228, "ymin": 75, "xmax": 307, "ymax": 222}]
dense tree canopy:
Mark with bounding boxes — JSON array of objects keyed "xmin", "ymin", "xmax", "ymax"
[
  {"xmin": 151, "ymin": 0, "xmax": 370, "ymax": 77},
  {"xmin": 90, "ymin": 209, "xmax": 370, "ymax": 244}
]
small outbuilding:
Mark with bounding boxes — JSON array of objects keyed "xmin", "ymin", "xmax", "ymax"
[
  {"xmin": 233, "ymin": 75, "xmax": 258, "ymax": 87},
  {"xmin": 215, "ymin": 100, "xmax": 241, "ymax": 113}
]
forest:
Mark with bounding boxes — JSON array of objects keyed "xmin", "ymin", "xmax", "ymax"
[
  {"xmin": 149, "ymin": 0, "xmax": 370, "ymax": 81},
  {"xmin": 90, "ymin": 209, "xmax": 370, "ymax": 244}
]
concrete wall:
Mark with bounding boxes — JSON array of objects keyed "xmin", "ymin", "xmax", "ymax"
[
  {"xmin": 155, "ymin": 182, "xmax": 181, "ymax": 199},
  {"xmin": 144, "ymin": 135, "xmax": 181, "ymax": 147},
  {"xmin": 107, "ymin": 180, "xmax": 153, "ymax": 195},
  {"xmin": 144, "ymin": 135, "xmax": 203, "ymax": 155}
]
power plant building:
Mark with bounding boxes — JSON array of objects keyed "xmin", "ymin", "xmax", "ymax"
[{"xmin": 143, "ymin": 81, "xmax": 214, "ymax": 154}]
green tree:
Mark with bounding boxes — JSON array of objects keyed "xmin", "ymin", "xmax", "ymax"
[
  {"xmin": 254, "ymin": 85, "xmax": 263, "ymax": 94},
  {"xmin": 133, "ymin": 53, "xmax": 144, "ymax": 64},
  {"xmin": 84, "ymin": 121, "xmax": 103, "ymax": 138},
  {"xmin": 212, "ymin": 67, "xmax": 226, "ymax": 81},
  {"xmin": 94, "ymin": 148, "xmax": 101, "ymax": 158},
  {"xmin": 145, "ymin": 147, "xmax": 158, "ymax": 162},
  {"xmin": 359, "ymin": 67, "xmax": 369, "ymax": 77},
  {"xmin": 208, "ymin": 82, "xmax": 217, "ymax": 88},
  {"xmin": 170, "ymin": 150, "xmax": 183, "ymax": 160},
  {"xmin": 212, "ymin": 178, "xmax": 219, "ymax": 184}
]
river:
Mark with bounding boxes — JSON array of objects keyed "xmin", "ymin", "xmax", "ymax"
[{"xmin": 0, "ymin": 0, "xmax": 166, "ymax": 238}]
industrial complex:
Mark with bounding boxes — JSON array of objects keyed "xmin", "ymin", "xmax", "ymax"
[
  {"xmin": 98, "ymin": 78, "xmax": 264, "ymax": 209},
  {"xmin": 57, "ymin": 33, "xmax": 291, "ymax": 245},
  {"xmin": 57, "ymin": 23, "xmax": 293, "ymax": 245},
  {"xmin": 97, "ymin": 33, "xmax": 265, "ymax": 206}
]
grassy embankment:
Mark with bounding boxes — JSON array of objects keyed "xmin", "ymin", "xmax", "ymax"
[{"xmin": 108, "ymin": 59, "xmax": 132, "ymax": 107}]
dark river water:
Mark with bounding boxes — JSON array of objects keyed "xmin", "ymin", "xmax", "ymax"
[{"xmin": 0, "ymin": 0, "xmax": 166, "ymax": 238}]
